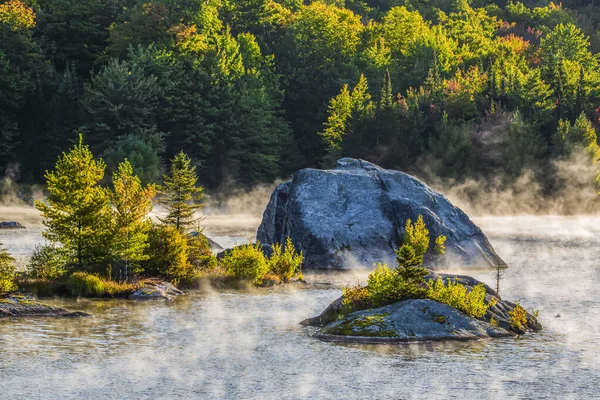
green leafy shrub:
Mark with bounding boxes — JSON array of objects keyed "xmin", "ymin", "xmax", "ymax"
[
  {"xmin": 187, "ymin": 233, "xmax": 217, "ymax": 272},
  {"xmin": 365, "ymin": 263, "xmax": 405, "ymax": 307},
  {"xmin": 0, "ymin": 246, "xmax": 16, "ymax": 292},
  {"xmin": 268, "ymin": 237, "xmax": 303, "ymax": 282},
  {"xmin": 508, "ymin": 301, "xmax": 528, "ymax": 331},
  {"xmin": 69, "ymin": 272, "xmax": 106, "ymax": 297},
  {"xmin": 221, "ymin": 242, "xmax": 269, "ymax": 284},
  {"xmin": 426, "ymin": 278, "xmax": 497, "ymax": 318},
  {"xmin": 341, "ymin": 215, "xmax": 445, "ymax": 310},
  {"xmin": 27, "ymin": 244, "xmax": 69, "ymax": 280},
  {"xmin": 144, "ymin": 225, "xmax": 199, "ymax": 285},
  {"xmin": 342, "ymin": 281, "xmax": 370, "ymax": 308}
]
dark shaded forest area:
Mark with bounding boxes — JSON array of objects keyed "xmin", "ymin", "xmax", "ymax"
[{"xmin": 1, "ymin": 0, "xmax": 600, "ymax": 192}]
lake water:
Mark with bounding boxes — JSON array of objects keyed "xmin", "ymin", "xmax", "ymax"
[{"xmin": 0, "ymin": 214, "xmax": 599, "ymax": 399}]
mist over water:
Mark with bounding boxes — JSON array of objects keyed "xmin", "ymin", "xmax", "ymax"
[{"xmin": 0, "ymin": 211, "xmax": 599, "ymax": 398}]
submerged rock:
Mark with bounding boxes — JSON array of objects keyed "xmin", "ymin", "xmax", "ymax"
[
  {"xmin": 303, "ymin": 273, "xmax": 542, "ymax": 343},
  {"xmin": 0, "ymin": 294, "xmax": 89, "ymax": 318},
  {"xmin": 0, "ymin": 221, "xmax": 25, "ymax": 229},
  {"xmin": 257, "ymin": 158, "xmax": 505, "ymax": 270},
  {"xmin": 128, "ymin": 280, "xmax": 184, "ymax": 301}
]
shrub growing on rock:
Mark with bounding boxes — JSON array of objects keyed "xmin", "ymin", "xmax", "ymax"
[
  {"xmin": 221, "ymin": 242, "xmax": 269, "ymax": 284},
  {"xmin": 508, "ymin": 301, "xmax": 528, "ymax": 331},
  {"xmin": 426, "ymin": 278, "xmax": 497, "ymax": 318},
  {"xmin": 365, "ymin": 263, "xmax": 405, "ymax": 307},
  {"xmin": 0, "ymin": 245, "xmax": 16, "ymax": 292},
  {"xmin": 341, "ymin": 215, "xmax": 448, "ymax": 311},
  {"xmin": 268, "ymin": 237, "xmax": 303, "ymax": 282}
]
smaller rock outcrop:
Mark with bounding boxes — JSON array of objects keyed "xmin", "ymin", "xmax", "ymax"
[
  {"xmin": 128, "ymin": 280, "xmax": 184, "ymax": 301},
  {"xmin": 0, "ymin": 221, "xmax": 25, "ymax": 229},
  {"xmin": 303, "ymin": 274, "xmax": 541, "ymax": 343},
  {"xmin": 0, "ymin": 294, "xmax": 89, "ymax": 318},
  {"xmin": 316, "ymin": 299, "xmax": 511, "ymax": 343}
]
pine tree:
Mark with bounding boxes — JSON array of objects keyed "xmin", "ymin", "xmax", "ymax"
[
  {"xmin": 379, "ymin": 68, "xmax": 393, "ymax": 110},
  {"xmin": 320, "ymin": 84, "xmax": 351, "ymax": 166},
  {"xmin": 111, "ymin": 159, "xmax": 155, "ymax": 277},
  {"xmin": 35, "ymin": 136, "xmax": 113, "ymax": 271},
  {"xmin": 158, "ymin": 151, "xmax": 204, "ymax": 232},
  {"xmin": 394, "ymin": 216, "xmax": 432, "ymax": 299},
  {"xmin": 0, "ymin": 244, "xmax": 16, "ymax": 292}
]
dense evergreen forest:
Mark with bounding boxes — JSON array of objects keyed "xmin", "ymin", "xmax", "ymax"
[{"xmin": 1, "ymin": 0, "xmax": 600, "ymax": 191}]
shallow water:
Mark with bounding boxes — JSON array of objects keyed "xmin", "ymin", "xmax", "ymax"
[{"xmin": 1, "ymin": 215, "xmax": 599, "ymax": 399}]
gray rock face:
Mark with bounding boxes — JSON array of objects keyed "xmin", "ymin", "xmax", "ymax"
[
  {"xmin": 316, "ymin": 299, "xmax": 511, "ymax": 343},
  {"xmin": 128, "ymin": 280, "xmax": 184, "ymax": 301},
  {"xmin": 0, "ymin": 221, "xmax": 25, "ymax": 229},
  {"xmin": 257, "ymin": 158, "xmax": 505, "ymax": 270},
  {"xmin": 0, "ymin": 294, "xmax": 89, "ymax": 318}
]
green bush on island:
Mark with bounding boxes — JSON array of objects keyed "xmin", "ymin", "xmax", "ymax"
[
  {"xmin": 343, "ymin": 216, "xmax": 445, "ymax": 309},
  {"xmin": 69, "ymin": 272, "xmax": 137, "ymax": 297},
  {"xmin": 342, "ymin": 215, "xmax": 495, "ymax": 319},
  {"xmin": 143, "ymin": 225, "xmax": 216, "ymax": 285},
  {"xmin": 27, "ymin": 244, "xmax": 69, "ymax": 280},
  {"xmin": 267, "ymin": 238, "xmax": 304, "ymax": 282},
  {"xmin": 508, "ymin": 301, "xmax": 529, "ymax": 331},
  {"xmin": 426, "ymin": 278, "xmax": 497, "ymax": 319},
  {"xmin": 221, "ymin": 242, "xmax": 270, "ymax": 285},
  {"xmin": 221, "ymin": 239, "xmax": 304, "ymax": 285},
  {"xmin": 0, "ymin": 244, "xmax": 17, "ymax": 292},
  {"xmin": 69, "ymin": 272, "xmax": 106, "ymax": 297}
]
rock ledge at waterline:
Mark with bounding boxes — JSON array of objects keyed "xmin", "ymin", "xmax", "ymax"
[
  {"xmin": 257, "ymin": 158, "xmax": 505, "ymax": 270},
  {"xmin": 303, "ymin": 274, "xmax": 542, "ymax": 344},
  {"xmin": 0, "ymin": 294, "xmax": 89, "ymax": 318}
]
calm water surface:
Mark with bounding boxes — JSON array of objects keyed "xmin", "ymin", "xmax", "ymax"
[{"xmin": 0, "ymin": 215, "xmax": 599, "ymax": 399}]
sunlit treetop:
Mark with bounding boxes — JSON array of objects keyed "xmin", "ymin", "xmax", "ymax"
[{"xmin": 0, "ymin": 0, "xmax": 35, "ymax": 31}]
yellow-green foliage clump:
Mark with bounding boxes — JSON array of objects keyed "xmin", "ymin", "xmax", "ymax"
[
  {"xmin": 365, "ymin": 263, "xmax": 405, "ymax": 307},
  {"xmin": 342, "ymin": 281, "xmax": 370, "ymax": 314},
  {"xmin": 0, "ymin": 245, "xmax": 16, "ymax": 292},
  {"xmin": 221, "ymin": 238, "xmax": 304, "ymax": 285},
  {"xmin": 426, "ymin": 278, "xmax": 497, "ymax": 318},
  {"xmin": 508, "ymin": 301, "xmax": 528, "ymax": 331},
  {"xmin": 268, "ymin": 237, "xmax": 303, "ymax": 282},
  {"xmin": 69, "ymin": 272, "xmax": 106, "ymax": 297},
  {"xmin": 27, "ymin": 244, "xmax": 69, "ymax": 280},
  {"xmin": 341, "ymin": 215, "xmax": 446, "ymax": 311},
  {"xmin": 68, "ymin": 272, "xmax": 136, "ymax": 297},
  {"xmin": 221, "ymin": 242, "xmax": 270, "ymax": 284},
  {"xmin": 144, "ymin": 225, "xmax": 213, "ymax": 285}
]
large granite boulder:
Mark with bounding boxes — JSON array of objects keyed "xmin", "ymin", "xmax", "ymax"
[{"xmin": 257, "ymin": 158, "xmax": 505, "ymax": 270}]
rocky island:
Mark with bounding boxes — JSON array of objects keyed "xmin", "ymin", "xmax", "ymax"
[
  {"xmin": 303, "ymin": 273, "xmax": 542, "ymax": 343},
  {"xmin": 257, "ymin": 158, "xmax": 542, "ymax": 343},
  {"xmin": 0, "ymin": 294, "xmax": 88, "ymax": 318}
]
